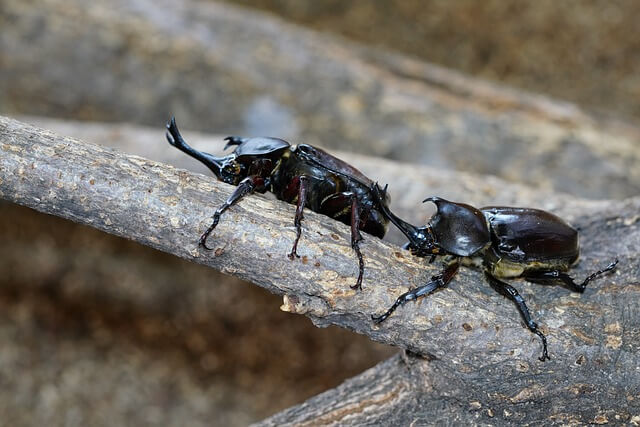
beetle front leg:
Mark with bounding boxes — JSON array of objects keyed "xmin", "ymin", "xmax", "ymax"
[
  {"xmin": 199, "ymin": 176, "xmax": 259, "ymax": 250},
  {"xmin": 288, "ymin": 176, "xmax": 310, "ymax": 260},
  {"xmin": 372, "ymin": 261, "xmax": 459, "ymax": 323},
  {"xmin": 485, "ymin": 273, "xmax": 550, "ymax": 361},
  {"xmin": 524, "ymin": 259, "xmax": 618, "ymax": 293}
]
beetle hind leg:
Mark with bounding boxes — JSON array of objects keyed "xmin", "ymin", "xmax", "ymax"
[
  {"xmin": 348, "ymin": 195, "xmax": 365, "ymax": 290},
  {"xmin": 372, "ymin": 261, "xmax": 459, "ymax": 323},
  {"xmin": 287, "ymin": 180, "xmax": 365, "ymax": 291},
  {"xmin": 288, "ymin": 176, "xmax": 310, "ymax": 260},
  {"xmin": 525, "ymin": 258, "xmax": 618, "ymax": 293},
  {"xmin": 485, "ymin": 273, "xmax": 550, "ymax": 361},
  {"xmin": 318, "ymin": 192, "xmax": 368, "ymax": 290}
]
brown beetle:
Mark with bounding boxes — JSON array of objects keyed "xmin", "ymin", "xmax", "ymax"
[
  {"xmin": 166, "ymin": 117, "xmax": 391, "ymax": 290},
  {"xmin": 370, "ymin": 187, "xmax": 618, "ymax": 361}
]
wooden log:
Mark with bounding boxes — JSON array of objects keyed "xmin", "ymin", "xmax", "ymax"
[{"xmin": 2, "ymin": 116, "xmax": 639, "ymax": 424}]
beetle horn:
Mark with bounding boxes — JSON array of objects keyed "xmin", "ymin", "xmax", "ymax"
[
  {"xmin": 423, "ymin": 196, "xmax": 440, "ymax": 204},
  {"xmin": 166, "ymin": 117, "xmax": 229, "ymax": 178},
  {"xmin": 223, "ymin": 136, "xmax": 245, "ymax": 151},
  {"xmin": 370, "ymin": 183, "xmax": 430, "ymax": 249},
  {"xmin": 385, "ymin": 210, "xmax": 431, "ymax": 250}
]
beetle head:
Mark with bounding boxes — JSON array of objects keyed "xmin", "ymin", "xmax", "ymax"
[
  {"xmin": 402, "ymin": 226, "xmax": 441, "ymax": 257},
  {"xmin": 219, "ymin": 136, "xmax": 288, "ymax": 185},
  {"xmin": 370, "ymin": 183, "xmax": 440, "ymax": 257},
  {"xmin": 166, "ymin": 117, "xmax": 248, "ymax": 185},
  {"xmin": 217, "ymin": 157, "xmax": 248, "ymax": 185}
]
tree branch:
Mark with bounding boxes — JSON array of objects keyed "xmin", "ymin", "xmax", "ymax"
[
  {"xmin": 258, "ymin": 343, "xmax": 640, "ymax": 425},
  {"xmin": 0, "ymin": 115, "xmax": 437, "ymax": 348},
  {"xmin": 2, "ymin": 116, "xmax": 640, "ymax": 424}
]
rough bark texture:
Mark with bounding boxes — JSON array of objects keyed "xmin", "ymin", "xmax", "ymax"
[
  {"xmin": 259, "ymin": 349, "xmax": 640, "ymax": 426},
  {"xmin": 2, "ymin": 116, "xmax": 640, "ymax": 425},
  {"xmin": 2, "ymin": 0, "xmax": 640, "ymax": 199}
]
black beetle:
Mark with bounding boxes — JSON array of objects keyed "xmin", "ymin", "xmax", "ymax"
[
  {"xmin": 165, "ymin": 117, "xmax": 390, "ymax": 290},
  {"xmin": 370, "ymin": 185, "xmax": 618, "ymax": 361}
]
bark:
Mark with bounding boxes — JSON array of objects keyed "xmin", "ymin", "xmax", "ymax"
[
  {"xmin": 2, "ymin": 116, "xmax": 639, "ymax": 425},
  {"xmin": 258, "ymin": 348, "xmax": 640, "ymax": 426},
  {"xmin": 3, "ymin": 0, "xmax": 640, "ymax": 199}
]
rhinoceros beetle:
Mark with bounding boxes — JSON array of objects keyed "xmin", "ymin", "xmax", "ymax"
[
  {"xmin": 165, "ymin": 117, "xmax": 390, "ymax": 290},
  {"xmin": 370, "ymin": 185, "xmax": 618, "ymax": 361}
]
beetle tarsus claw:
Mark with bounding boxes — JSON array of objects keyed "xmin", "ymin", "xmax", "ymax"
[
  {"xmin": 198, "ymin": 229, "xmax": 215, "ymax": 250},
  {"xmin": 371, "ymin": 313, "xmax": 386, "ymax": 324},
  {"xmin": 199, "ymin": 219, "xmax": 220, "ymax": 251},
  {"xmin": 533, "ymin": 329, "xmax": 550, "ymax": 362},
  {"xmin": 351, "ymin": 240, "xmax": 365, "ymax": 291},
  {"xmin": 198, "ymin": 237, "xmax": 214, "ymax": 251}
]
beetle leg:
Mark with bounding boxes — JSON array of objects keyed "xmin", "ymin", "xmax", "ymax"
[
  {"xmin": 288, "ymin": 175, "xmax": 310, "ymax": 260},
  {"xmin": 485, "ymin": 273, "xmax": 550, "ymax": 361},
  {"xmin": 524, "ymin": 259, "xmax": 618, "ymax": 293},
  {"xmin": 199, "ymin": 176, "xmax": 259, "ymax": 250},
  {"xmin": 349, "ymin": 194, "xmax": 365, "ymax": 290},
  {"xmin": 372, "ymin": 261, "xmax": 459, "ymax": 324},
  {"xmin": 318, "ymin": 192, "xmax": 367, "ymax": 290}
]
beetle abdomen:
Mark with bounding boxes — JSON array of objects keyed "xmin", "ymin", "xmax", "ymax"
[
  {"xmin": 482, "ymin": 207, "xmax": 579, "ymax": 264},
  {"xmin": 295, "ymin": 144, "xmax": 373, "ymax": 186}
]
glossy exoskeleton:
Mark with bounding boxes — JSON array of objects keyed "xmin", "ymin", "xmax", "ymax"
[
  {"xmin": 370, "ymin": 185, "xmax": 618, "ymax": 361},
  {"xmin": 165, "ymin": 118, "xmax": 390, "ymax": 290}
]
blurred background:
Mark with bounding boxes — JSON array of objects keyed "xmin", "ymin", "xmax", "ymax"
[
  {"xmin": 1, "ymin": 0, "xmax": 639, "ymax": 425},
  {"xmin": 225, "ymin": 0, "xmax": 640, "ymax": 122}
]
